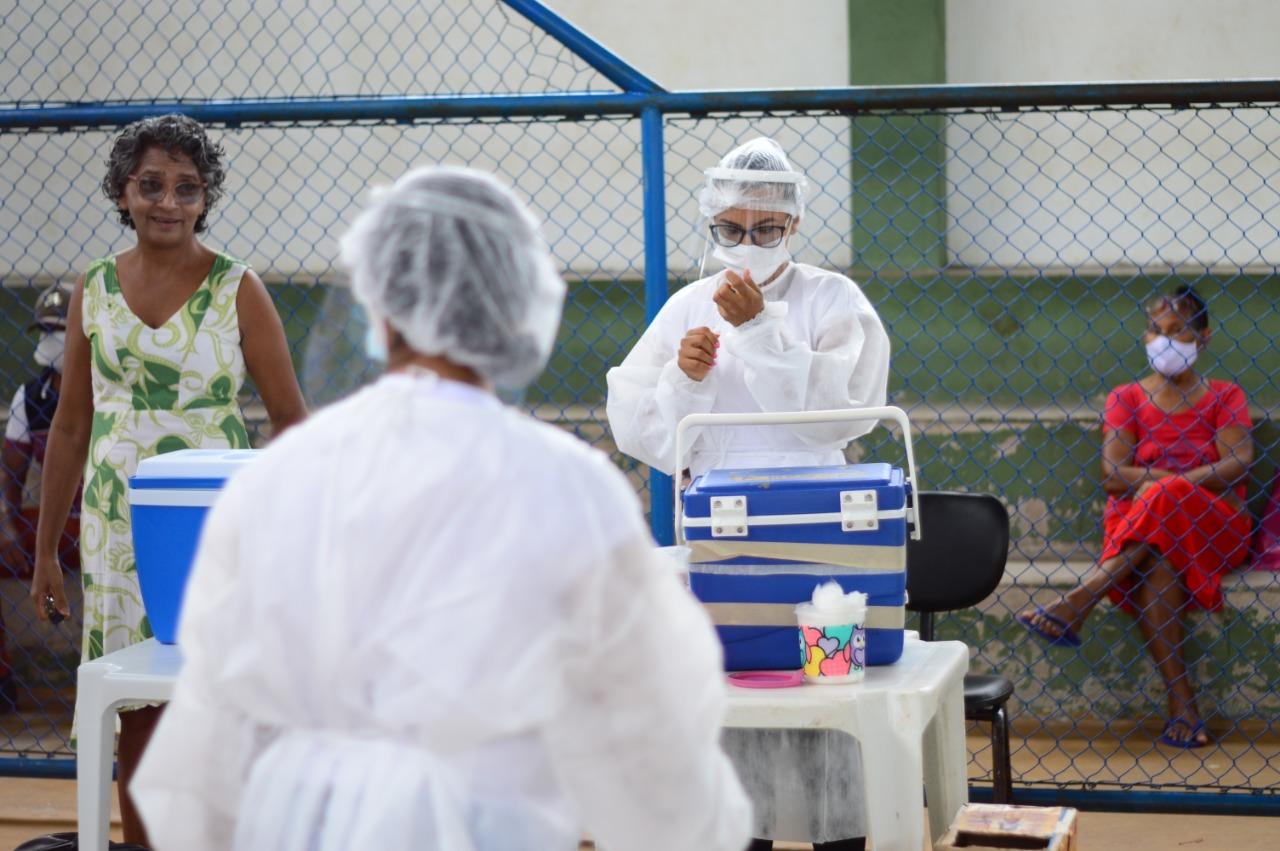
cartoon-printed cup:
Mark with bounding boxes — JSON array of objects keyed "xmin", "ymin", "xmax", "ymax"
[{"xmin": 796, "ymin": 583, "xmax": 868, "ymax": 684}]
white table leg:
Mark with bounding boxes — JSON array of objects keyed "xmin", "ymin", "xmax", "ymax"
[
  {"xmin": 922, "ymin": 675, "xmax": 969, "ymax": 843},
  {"xmin": 853, "ymin": 695, "xmax": 925, "ymax": 851},
  {"xmin": 76, "ymin": 666, "xmax": 114, "ymax": 851}
]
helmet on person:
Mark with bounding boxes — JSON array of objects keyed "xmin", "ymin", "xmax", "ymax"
[{"xmin": 29, "ymin": 283, "xmax": 72, "ymax": 332}]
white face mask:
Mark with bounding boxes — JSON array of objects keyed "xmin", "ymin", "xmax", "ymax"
[
  {"xmin": 361, "ymin": 305, "xmax": 390, "ymax": 364},
  {"xmin": 364, "ymin": 320, "xmax": 389, "ymax": 364},
  {"xmin": 34, "ymin": 331, "xmax": 65, "ymax": 371},
  {"xmin": 1146, "ymin": 335, "xmax": 1198, "ymax": 377},
  {"xmin": 712, "ymin": 239, "xmax": 792, "ymax": 281}
]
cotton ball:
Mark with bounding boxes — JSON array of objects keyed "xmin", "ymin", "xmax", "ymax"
[
  {"xmin": 812, "ymin": 581, "xmax": 848, "ymax": 610},
  {"xmin": 811, "ymin": 581, "xmax": 867, "ymax": 612}
]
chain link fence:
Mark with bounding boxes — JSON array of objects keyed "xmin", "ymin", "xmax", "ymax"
[
  {"xmin": 663, "ymin": 105, "xmax": 1280, "ymax": 801},
  {"xmin": 2, "ymin": 0, "xmax": 1279, "ymax": 810}
]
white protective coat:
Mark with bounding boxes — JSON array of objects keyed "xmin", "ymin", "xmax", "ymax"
[
  {"xmin": 132, "ymin": 372, "xmax": 751, "ymax": 851},
  {"xmin": 607, "ymin": 260, "xmax": 891, "ymax": 841},
  {"xmin": 606, "ymin": 262, "xmax": 891, "ymax": 478}
]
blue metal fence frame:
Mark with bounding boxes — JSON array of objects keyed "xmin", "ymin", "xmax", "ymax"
[
  {"xmin": 6, "ymin": 78, "xmax": 1280, "ymax": 130},
  {"xmin": 10, "ymin": 76, "xmax": 1273, "ymax": 555},
  {"xmin": 1, "ymin": 0, "xmax": 1277, "ymax": 815}
]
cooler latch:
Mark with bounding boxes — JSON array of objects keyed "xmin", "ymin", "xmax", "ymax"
[
  {"xmin": 710, "ymin": 495, "xmax": 749, "ymax": 537},
  {"xmin": 841, "ymin": 490, "xmax": 878, "ymax": 532}
]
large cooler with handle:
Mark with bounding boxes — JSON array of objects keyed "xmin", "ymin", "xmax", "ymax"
[
  {"xmin": 675, "ymin": 406, "xmax": 921, "ymax": 672},
  {"xmin": 128, "ymin": 449, "xmax": 260, "ymax": 644}
]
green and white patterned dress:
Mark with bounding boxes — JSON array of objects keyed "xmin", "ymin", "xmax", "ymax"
[{"xmin": 79, "ymin": 252, "xmax": 251, "ymax": 664}]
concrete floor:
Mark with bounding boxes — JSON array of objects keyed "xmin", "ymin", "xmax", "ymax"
[
  {"xmin": 0, "ymin": 777, "xmax": 124, "ymax": 846},
  {"xmin": 0, "ymin": 778, "xmax": 1275, "ymax": 850},
  {"xmin": 1, "ymin": 746, "xmax": 1276, "ymax": 851}
]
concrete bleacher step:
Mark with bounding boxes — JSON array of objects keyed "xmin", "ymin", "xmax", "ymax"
[
  {"xmin": 1001, "ymin": 559, "xmax": 1280, "ymax": 593},
  {"xmin": 939, "ymin": 559, "xmax": 1280, "ymax": 726}
]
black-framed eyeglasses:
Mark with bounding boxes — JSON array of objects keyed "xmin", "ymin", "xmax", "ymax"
[
  {"xmin": 127, "ymin": 174, "xmax": 206, "ymax": 205},
  {"xmin": 708, "ymin": 221, "xmax": 789, "ymax": 248}
]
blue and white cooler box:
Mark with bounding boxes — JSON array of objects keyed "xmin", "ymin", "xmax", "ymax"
[
  {"xmin": 128, "ymin": 449, "xmax": 260, "ymax": 644},
  {"xmin": 682, "ymin": 462, "xmax": 911, "ymax": 671}
]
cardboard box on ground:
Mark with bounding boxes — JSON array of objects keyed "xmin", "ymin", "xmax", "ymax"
[{"xmin": 936, "ymin": 803, "xmax": 1078, "ymax": 851}]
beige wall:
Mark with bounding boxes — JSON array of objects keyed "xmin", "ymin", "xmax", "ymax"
[
  {"xmin": 947, "ymin": 0, "xmax": 1280, "ymax": 84},
  {"xmin": 13, "ymin": 1, "xmax": 1276, "ymax": 280},
  {"xmin": 1, "ymin": 1, "xmax": 852, "ymax": 283},
  {"xmin": 544, "ymin": 0, "xmax": 855, "ymax": 275},
  {"xmin": 543, "ymin": 0, "xmax": 850, "ymax": 90},
  {"xmin": 945, "ymin": 0, "xmax": 1280, "ymax": 270}
]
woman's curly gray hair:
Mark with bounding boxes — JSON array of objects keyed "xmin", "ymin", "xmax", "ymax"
[{"xmin": 101, "ymin": 113, "xmax": 226, "ymax": 234}]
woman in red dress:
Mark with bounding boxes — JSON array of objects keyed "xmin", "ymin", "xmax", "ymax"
[{"xmin": 1019, "ymin": 286, "xmax": 1253, "ymax": 748}]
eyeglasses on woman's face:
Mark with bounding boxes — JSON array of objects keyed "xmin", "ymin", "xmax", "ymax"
[
  {"xmin": 126, "ymin": 174, "xmax": 206, "ymax": 205},
  {"xmin": 708, "ymin": 214, "xmax": 792, "ymax": 249}
]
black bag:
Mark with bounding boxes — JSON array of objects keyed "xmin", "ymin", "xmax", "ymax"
[{"xmin": 14, "ymin": 833, "xmax": 149, "ymax": 851}]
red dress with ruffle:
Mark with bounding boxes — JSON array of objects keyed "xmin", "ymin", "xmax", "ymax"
[{"xmin": 1101, "ymin": 379, "xmax": 1253, "ymax": 613}]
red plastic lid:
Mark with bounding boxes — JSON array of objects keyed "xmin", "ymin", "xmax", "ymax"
[{"xmin": 727, "ymin": 670, "xmax": 805, "ymax": 689}]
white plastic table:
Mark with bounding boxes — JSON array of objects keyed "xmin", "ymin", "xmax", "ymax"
[
  {"xmin": 77, "ymin": 637, "xmax": 968, "ymax": 851},
  {"xmin": 723, "ymin": 637, "xmax": 969, "ymax": 851},
  {"xmin": 76, "ymin": 638, "xmax": 181, "ymax": 851}
]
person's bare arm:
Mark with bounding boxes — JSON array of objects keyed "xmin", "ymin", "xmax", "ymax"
[
  {"xmin": 1100, "ymin": 426, "xmax": 1172, "ymax": 496},
  {"xmin": 1177, "ymin": 424, "xmax": 1253, "ymax": 496},
  {"xmin": 236, "ymin": 270, "xmax": 307, "ymax": 437},
  {"xmin": 30, "ymin": 275, "xmax": 92, "ymax": 619}
]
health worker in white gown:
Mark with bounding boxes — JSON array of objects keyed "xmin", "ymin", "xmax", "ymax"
[
  {"xmin": 606, "ymin": 138, "xmax": 890, "ymax": 480},
  {"xmin": 131, "ymin": 166, "xmax": 752, "ymax": 851},
  {"xmin": 606, "ymin": 137, "xmax": 891, "ymax": 850}
]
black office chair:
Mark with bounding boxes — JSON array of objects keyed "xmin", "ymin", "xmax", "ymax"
[{"xmin": 906, "ymin": 490, "xmax": 1014, "ymax": 803}]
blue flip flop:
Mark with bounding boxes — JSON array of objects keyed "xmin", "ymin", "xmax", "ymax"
[
  {"xmin": 1016, "ymin": 605, "xmax": 1082, "ymax": 648},
  {"xmin": 1159, "ymin": 717, "xmax": 1210, "ymax": 749}
]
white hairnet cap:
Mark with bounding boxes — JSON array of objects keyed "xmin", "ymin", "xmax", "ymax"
[
  {"xmin": 698, "ymin": 137, "xmax": 808, "ymax": 218},
  {"xmin": 340, "ymin": 166, "xmax": 567, "ymax": 388}
]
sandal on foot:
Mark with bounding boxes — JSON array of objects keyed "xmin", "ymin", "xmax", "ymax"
[
  {"xmin": 1016, "ymin": 605, "xmax": 1082, "ymax": 648},
  {"xmin": 1159, "ymin": 717, "xmax": 1210, "ymax": 749}
]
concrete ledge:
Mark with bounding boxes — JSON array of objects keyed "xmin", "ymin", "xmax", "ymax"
[
  {"xmin": 1002, "ymin": 559, "xmax": 1280, "ymax": 590},
  {"xmin": 945, "ymin": 562, "xmax": 1280, "ymax": 727}
]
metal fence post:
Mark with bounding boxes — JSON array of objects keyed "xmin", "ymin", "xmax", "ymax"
[{"xmin": 640, "ymin": 104, "xmax": 674, "ymax": 545}]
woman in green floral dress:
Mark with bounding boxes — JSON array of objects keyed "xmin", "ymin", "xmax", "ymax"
[{"xmin": 30, "ymin": 114, "xmax": 307, "ymax": 844}]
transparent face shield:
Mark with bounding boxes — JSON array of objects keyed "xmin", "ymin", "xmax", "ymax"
[
  {"xmin": 697, "ymin": 166, "xmax": 808, "ymax": 282},
  {"xmin": 299, "ymin": 285, "xmax": 385, "ymax": 409},
  {"xmin": 301, "ymin": 292, "xmax": 535, "ymax": 409}
]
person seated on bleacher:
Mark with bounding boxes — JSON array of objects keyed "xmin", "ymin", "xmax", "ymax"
[{"xmin": 1019, "ymin": 285, "xmax": 1252, "ymax": 749}]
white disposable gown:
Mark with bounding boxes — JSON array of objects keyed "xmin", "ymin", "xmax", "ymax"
[
  {"xmin": 131, "ymin": 372, "xmax": 751, "ymax": 851},
  {"xmin": 606, "ymin": 262, "xmax": 891, "ymax": 478},
  {"xmin": 606, "ymin": 262, "xmax": 891, "ymax": 842}
]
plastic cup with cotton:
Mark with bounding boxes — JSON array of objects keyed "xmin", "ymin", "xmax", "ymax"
[{"xmin": 795, "ymin": 581, "xmax": 868, "ymax": 684}]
